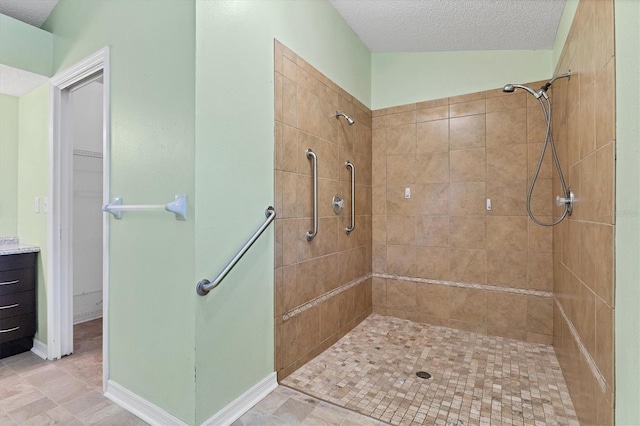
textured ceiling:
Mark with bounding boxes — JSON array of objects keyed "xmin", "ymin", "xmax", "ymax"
[
  {"xmin": 328, "ymin": 0, "xmax": 567, "ymax": 52},
  {"xmin": 0, "ymin": 64, "xmax": 48, "ymax": 96},
  {"xmin": 0, "ymin": 0, "xmax": 58, "ymax": 27}
]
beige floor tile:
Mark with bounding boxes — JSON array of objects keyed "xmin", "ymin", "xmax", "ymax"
[{"xmin": 283, "ymin": 314, "xmax": 578, "ymax": 426}]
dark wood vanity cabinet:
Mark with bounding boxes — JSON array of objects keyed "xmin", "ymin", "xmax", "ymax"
[{"xmin": 0, "ymin": 253, "xmax": 37, "ymax": 358}]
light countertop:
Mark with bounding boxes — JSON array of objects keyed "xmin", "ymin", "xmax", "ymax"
[{"xmin": 0, "ymin": 237, "xmax": 40, "ymax": 256}]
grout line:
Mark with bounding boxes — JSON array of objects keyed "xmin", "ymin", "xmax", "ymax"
[
  {"xmin": 372, "ymin": 273, "xmax": 553, "ymax": 298},
  {"xmin": 282, "ymin": 273, "xmax": 373, "ymax": 322},
  {"xmin": 554, "ymin": 297, "xmax": 607, "ymax": 394}
]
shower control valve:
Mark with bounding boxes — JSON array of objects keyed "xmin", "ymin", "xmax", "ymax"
[
  {"xmin": 555, "ymin": 188, "xmax": 574, "ymax": 216},
  {"xmin": 332, "ymin": 194, "xmax": 344, "ymax": 214}
]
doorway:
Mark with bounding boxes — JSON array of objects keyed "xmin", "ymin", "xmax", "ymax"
[{"xmin": 48, "ymin": 48, "xmax": 110, "ymax": 391}]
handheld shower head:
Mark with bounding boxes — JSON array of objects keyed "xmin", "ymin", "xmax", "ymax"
[
  {"xmin": 335, "ymin": 111, "xmax": 355, "ymax": 126},
  {"xmin": 502, "ymin": 83, "xmax": 540, "ymax": 98}
]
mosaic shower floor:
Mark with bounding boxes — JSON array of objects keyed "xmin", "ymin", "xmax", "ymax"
[{"xmin": 282, "ymin": 314, "xmax": 579, "ymax": 426}]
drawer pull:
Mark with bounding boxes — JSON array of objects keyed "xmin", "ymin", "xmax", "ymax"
[
  {"xmin": 0, "ymin": 280, "xmax": 19, "ymax": 286},
  {"xmin": 0, "ymin": 303, "xmax": 19, "ymax": 310},
  {"xmin": 0, "ymin": 326, "xmax": 19, "ymax": 333}
]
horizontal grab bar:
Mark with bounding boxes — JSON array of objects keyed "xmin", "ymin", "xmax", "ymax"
[
  {"xmin": 197, "ymin": 206, "xmax": 276, "ymax": 296},
  {"xmin": 103, "ymin": 194, "xmax": 187, "ymax": 220}
]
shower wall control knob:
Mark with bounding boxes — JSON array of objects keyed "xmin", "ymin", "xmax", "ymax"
[
  {"xmin": 332, "ymin": 194, "xmax": 344, "ymax": 214},
  {"xmin": 555, "ymin": 188, "xmax": 574, "ymax": 216}
]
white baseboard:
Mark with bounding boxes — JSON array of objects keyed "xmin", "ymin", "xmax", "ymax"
[
  {"xmin": 31, "ymin": 338, "xmax": 48, "ymax": 360},
  {"xmin": 201, "ymin": 372, "xmax": 278, "ymax": 426},
  {"xmin": 105, "ymin": 380, "xmax": 188, "ymax": 426}
]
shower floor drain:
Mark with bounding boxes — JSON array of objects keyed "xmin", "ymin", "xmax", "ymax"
[{"xmin": 416, "ymin": 371, "xmax": 432, "ymax": 379}]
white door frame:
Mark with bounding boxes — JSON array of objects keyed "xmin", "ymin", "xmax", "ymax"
[{"xmin": 48, "ymin": 47, "xmax": 110, "ymax": 391}]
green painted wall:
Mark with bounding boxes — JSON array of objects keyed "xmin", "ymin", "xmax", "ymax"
[
  {"xmin": 0, "ymin": 93, "xmax": 19, "ymax": 235},
  {"xmin": 552, "ymin": 0, "xmax": 579, "ymax": 69},
  {"xmin": 43, "ymin": 1, "xmax": 196, "ymax": 423},
  {"xmin": 0, "ymin": 14, "xmax": 52, "ymax": 76},
  {"xmin": 194, "ymin": 1, "xmax": 370, "ymax": 422},
  {"xmin": 17, "ymin": 84, "xmax": 49, "ymax": 342},
  {"xmin": 614, "ymin": 1, "xmax": 640, "ymax": 424},
  {"xmin": 371, "ymin": 50, "xmax": 553, "ymax": 109}
]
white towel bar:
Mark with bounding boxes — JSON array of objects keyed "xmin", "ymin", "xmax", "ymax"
[{"xmin": 102, "ymin": 194, "xmax": 187, "ymax": 220}]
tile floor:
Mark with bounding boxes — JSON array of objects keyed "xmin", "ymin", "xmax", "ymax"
[
  {"xmin": 0, "ymin": 318, "xmax": 146, "ymax": 425},
  {"xmin": 233, "ymin": 386, "xmax": 387, "ymax": 425},
  {"xmin": 1, "ymin": 319, "xmax": 383, "ymax": 426},
  {"xmin": 283, "ymin": 314, "xmax": 580, "ymax": 426}
]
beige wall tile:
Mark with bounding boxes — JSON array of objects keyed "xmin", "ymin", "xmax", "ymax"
[
  {"xmin": 449, "ymin": 287, "xmax": 486, "ymax": 323},
  {"xmin": 386, "ymin": 110, "xmax": 416, "ymax": 127},
  {"xmin": 528, "ymin": 252, "xmax": 553, "ymax": 292},
  {"xmin": 450, "ymin": 115, "xmax": 485, "ymax": 150},
  {"xmin": 486, "ymin": 92, "xmax": 526, "ymax": 112},
  {"xmin": 372, "ymin": 244, "xmax": 386, "ymax": 273},
  {"xmin": 449, "ymin": 149, "xmax": 486, "ymax": 182},
  {"xmin": 415, "ymin": 247, "xmax": 450, "ymax": 280},
  {"xmin": 372, "ymin": 185, "xmax": 386, "ymax": 216},
  {"xmin": 527, "ymin": 296, "xmax": 553, "ymax": 335},
  {"xmin": 387, "ymin": 124, "xmax": 416, "ymax": 155},
  {"xmin": 527, "ymin": 106, "xmax": 548, "ymax": 145},
  {"xmin": 372, "ymin": 277, "xmax": 386, "ymax": 307},
  {"xmin": 486, "ymin": 109, "xmax": 527, "ymax": 147},
  {"xmin": 387, "ymin": 215, "xmax": 416, "ymax": 246},
  {"xmin": 386, "ymin": 245, "xmax": 416, "ymax": 276},
  {"xmin": 416, "ymin": 105, "xmax": 449, "ymax": 123},
  {"xmin": 595, "ymin": 59, "xmax": 615, "ymax": 148},
  {"xmin": 595, "ymin": 142, "xmax": 615, "ymax": 224},
  {"xmin": 486, "ymin": 251, "xmax": 528, "ymax": 288},
  {"xmin": 487, "ymin": 324, "xmax": 527, "ymax": 341},
  {"xmin": 449, "ymin": 182, "xmax": 485, "ymax": 216},
  {"xmin": 387, "ymin": 185, "xmax": 417, "ymax": 216},
  {"xmin": 416, "ymin": 283, "xmax": 449, "ymax": 319},
  {"xmin": 486, "ymin": 180, "xmax": 527, "ymax": 216},
  {"xmin": 486, "ymin": 216, "xmax": 528, "ymax": 251},
  {"xmin": 372, "ymin": 128, "xmax": 386, "ymax": 156},
  {"xmin": 593, "ymin": 224, "xmax": 614, "ymax": 306},
  {"xmin": 416, "ymin": 152, "xmax": 450, "ymax": 183},
  {"xmin": 416, "ymin": 215, "xmax": 449, "ymax": 247},
  {"xmin": 528, "ymin": 219, "xmax": 553, "ymax": 253},
  {"xmin": 416, "ymin": 183, "xmax": 450, "ymax": 216},
  {"xmin": 449, "ymin": 216, "xmax": 486, "ymax": 249},
  {"xmin": 487, "ymin": 292, "xmax": 527, "ymax": 329},
  {"xmin": 486, "ymin": 145, "xmax": 527, "ymax": 181},
  {"xmin": 595, "ymin": 298, "xmax": 614, "ymax": 396},
  {"xmin": 450, "ymin": 248, "xmax": 487, "ymax": 284},
  {"xmin": 386, "ymin": 155, "xmax": 416, "ymax": 185},
  {"xmin": 449, "ymin": 99, "xmax": 485, "ymax": 118},
  {"xmin": 417, "ymin": 119, "xmax": 449, "ymax": 153},
  {"xmin": 386, "ymin": 279, "xmax": 417, "ymax": 312},
  {"xmin": 416, "ymin": 97, "xmax": 449, "ymax": 109},
  {"xmin": 449, "ymin": 91, "xmax": 485, "ymax": 104},
  {"xmin": 449, "ymin": 319, "xmax": 487, "ymax": 334}
]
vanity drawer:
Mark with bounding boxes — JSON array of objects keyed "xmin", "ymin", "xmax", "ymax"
[
  {"xmin": 0, "ymin": 253, "xmax": 36, "ymax": 271},
  {"xmin": 0, "ymin": 314, "xmax": 36, "ymax": 344},
  {"xmin": 0, "ymin": 291, "xmax": 35, "ymax": 320},
  {"xmin": 0, "ymin": 268, "xmax": 35, "ymax": 296}
]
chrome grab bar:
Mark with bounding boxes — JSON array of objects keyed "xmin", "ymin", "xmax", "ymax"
[
  {"xmin": 196, "ymin": 206, "xmax": 276, "ymax": 296},
  {"xmin": 103, "ymin": 195, "xmax": 187, "ymax": 220},
  {"xmin": 306, "ymin": 149, "xmax": 318, "ymax": 240},
  {"xmin": 345, "ymin": 161, "xmax": 355, "ymax": 234}
]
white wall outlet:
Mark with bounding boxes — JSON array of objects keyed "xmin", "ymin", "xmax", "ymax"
[
  {"xmin": 486, "ymin": 198, "xmax": 492, "ymax": 211},
  {"xmin": 34, "ymin": 197, "xmax": 40, "ymax": 213},
  {"xmin": 405, "ymin": 187, "xmax": 411, "ymax": 199}
]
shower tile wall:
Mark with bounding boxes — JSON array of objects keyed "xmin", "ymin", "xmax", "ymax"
[
  {"xmin": 371, "ymin": 86, "xmax": 555, "ymax": 344},
  {"xmin": 273, "ymin": 40, "xmax": 373, "ymax": 380},
  {"xmin": 551, "ymin": 0, "xmax": 615, "ymax": 424}
]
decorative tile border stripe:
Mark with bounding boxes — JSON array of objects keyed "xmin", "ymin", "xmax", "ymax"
[
  {"xmin": 555, "ymin": 298, "xmax": 607, "ymax": 394},
  {"xmin": 373, "ymin": 273, "xmax": 553, "ymax": 298},
  {"xmin": 282, "ymin": 274, "xmax": 373, "ymax": 322}
]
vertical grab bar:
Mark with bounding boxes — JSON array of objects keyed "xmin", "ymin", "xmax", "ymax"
[
  {"xmin": 346, "ymin": 161, "xmax": 355, "ymax": 234},
  {"xmin": 306, "ymin": 149, "xmax": 318, "ymax": 240}
]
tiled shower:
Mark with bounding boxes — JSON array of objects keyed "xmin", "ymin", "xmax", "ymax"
[{"xmin": 273, "ymin": 0, "xmax": 616, "ymax": 423}]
